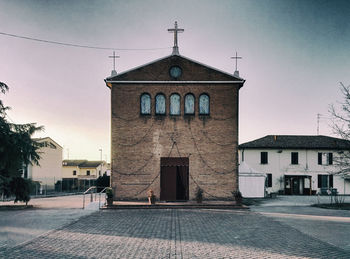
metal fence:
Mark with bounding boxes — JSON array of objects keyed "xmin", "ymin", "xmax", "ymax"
[
  {"xmin": 30, "ymin": 177, "xmax": 98, "ymax": 196},
  {"xmin": 1, "ymin": 176, "xmax": 110, "ymax": 201}
]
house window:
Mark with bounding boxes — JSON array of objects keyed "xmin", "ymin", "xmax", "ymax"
[
  {"xmin": 318, "ymin": 152, "xmax": 333, "ymax": 165},
  {"xmin": 266, "ymin": 173, "xmax": 272, "ymax": 187},
  {"xmin": 87, "ymin": 170, "xmax": 90, "ymax": 176},
  {"xmin": 170, "ymin": 93, "xmax": 181, "ymax": 115},
  {"xmin": 318, "ymin": 174, "xmax": 333, "ymax": 188},
  {"xmin": 199, "ymin": 94, "xmax": 210, "ymax": 115},
  {"xmin": 73, "ymin": 170, "xmax": 76, "ymax": 176},
  {"xmin": 140, "ymin": 93, "xmax": 151, "ymax": 115},
  {"xmin": 184, "ymin": 93, "xmax": 195, "ymax": 115},
  {"xmin": 155, "ymin": 93, "xmax": 166, "ymax": 115},
  {"xmin": 291, "ymin": 152, "xmax": 298, "ymax": 164},
  {"xmin": 260, "ymin": 152, "xmax": 268, "ymax": 164}
]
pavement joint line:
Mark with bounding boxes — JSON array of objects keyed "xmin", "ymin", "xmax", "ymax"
[{"xmin": 259, "ymin": 212, "xmax": 350, "ymax": 222}]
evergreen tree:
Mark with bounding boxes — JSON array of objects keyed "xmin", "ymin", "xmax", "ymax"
[{"xmin": 0, "ymin": 82, "xmax": 42, "ymax": 203}]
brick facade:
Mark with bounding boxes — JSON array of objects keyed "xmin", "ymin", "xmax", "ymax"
[{"xmin": 106, "ymin": 55, "xmax": 245, "ymax": 200}]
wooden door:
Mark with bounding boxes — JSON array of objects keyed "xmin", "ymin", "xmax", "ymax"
[
  {"xmin": 160, "ymin": 157, "xmax": 189, "ymax": 201},
  {"xmin": 160, "ymin": 165, "xmax": 177, "ymax": 201}
]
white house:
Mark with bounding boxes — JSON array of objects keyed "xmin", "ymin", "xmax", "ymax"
[
  {"xmin": 62, "ymin": 160, "xmax": 109, "ymax": 191},
  {"xmin": 239, "ymin": 135, "xmax": 350, "ymax": 195},
  {"xmin": 23, "ymin": 137, "xmax": 63, "ymax": 190}
]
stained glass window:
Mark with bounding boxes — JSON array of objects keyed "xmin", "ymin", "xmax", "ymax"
[
  {"xmin": 140, "ymin": 93, "xmax": 151, "ymax": 115},
  {"xmin": 155, "ymin": 94, "xmax": 166, "ymax": 115},
  {"xmin": 199, "ymin": 94, "xmax": 210, "ymax": 115},
  {"xmin": 170, "ymin": 93, "xmax": 181, "ymax": 115},
  {"xmin": 185, "ymin": 94, "xmax": 195, "ymax": 114}
]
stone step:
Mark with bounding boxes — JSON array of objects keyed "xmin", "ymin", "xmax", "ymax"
[{"xmin": 101, "ymin": 204, "xmax": 249, "ymax": 210}]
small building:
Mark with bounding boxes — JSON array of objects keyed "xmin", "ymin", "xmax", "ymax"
[
  {"xmin": 239, "ymin": 161, "xmax": 266, "ymax": 198},
  {"xmin": 62, "ymin": 160, "xmax": 108, "ymax": 191},
  {"xmin": 239, "ymin": 135, "xmax": 350, "ymax": 195},
  {"xmin": 23, "ymin": 137, "xmax": 63, "ymax": 191}
]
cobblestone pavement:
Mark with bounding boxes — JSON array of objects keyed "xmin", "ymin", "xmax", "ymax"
[
  {"xmin": 0, "ymin": 208, "xmax": 93, "ymax": 248},
  {"xmin": 251, "ymin": 205, "xmax": 350, "ymax": 253},
  {"xmin": 0, "ymin": 195, "xmax": 96, "ymax": 248},
  {"xmin": 1, "ymin": 209, "xmax": 349, "ymax": 258}
]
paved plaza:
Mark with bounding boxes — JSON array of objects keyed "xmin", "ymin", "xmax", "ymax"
[{"xmin": 1, "ymin": 207, "xmax": 350, "ymax": 258}]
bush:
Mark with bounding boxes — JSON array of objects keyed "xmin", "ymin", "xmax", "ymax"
[
  {"xmin": 232, "ymin": 190, "xmax": 243, "ymax": 205},
  {"xmin": 96, "ymin": 174, "xmax": 110, "ymax": 192},
  {"xmin": 10, "ymin": 177, "xmax": 33, "ymax": 205},
  {"xmin": 195, "ymin": 187, "xmax": 203, "ymax": 203},
  {"xmin": 106, "ymin": 187, "xmax": 113, "ymax": 199}
]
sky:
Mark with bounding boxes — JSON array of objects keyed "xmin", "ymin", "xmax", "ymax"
[{"xmin": 0, "ymin": 0, "xmax": 349, "ymax": 162}]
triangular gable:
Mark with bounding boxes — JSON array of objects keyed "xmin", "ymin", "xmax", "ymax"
[
  {"xmin": 35, "ymin": 137, "xmax": 62, "ymax": 149},
  {"xmin": 105, "ymin": 54, "xmax": 245, "ymax": 83},
  {"xmin": 239, "ymin": 161, "xmax": 266, "ymax": 177}
]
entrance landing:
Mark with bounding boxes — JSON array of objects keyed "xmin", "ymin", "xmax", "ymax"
[{"xmin": 103, "ymin": 200, "xmax": 248, "ymax": 210}]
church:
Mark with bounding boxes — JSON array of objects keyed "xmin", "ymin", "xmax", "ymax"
[{"xmin": 104, "ymin": 22, "xmax": 245, "ymax": 201}]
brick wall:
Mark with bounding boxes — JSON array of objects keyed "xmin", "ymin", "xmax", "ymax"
[{"xmin": 111, "ymin": 82, "xmax": 240, "ymax": 200}]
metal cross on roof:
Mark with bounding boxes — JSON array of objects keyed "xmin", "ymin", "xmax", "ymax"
[
  {"xmin": 109, "ymin": 51, "xmax": 120, "ymax": 71},
  {"xmin": 231, "ymin": 51, "xmax": 242, "ymax": 72},
  {"xmin": 168, "ymin": 21, "xmax": 184, "ymax": 55}
]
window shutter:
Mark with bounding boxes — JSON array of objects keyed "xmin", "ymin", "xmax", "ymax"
[
  {"xmin": 329, "ymin": 175, "xmax": 333, "ymax": 188},
  {"xmin": 318, "ymin": 153, "xmax": 322, "ymax": 165},
  {"xmin": 328, "ymin": 153, "xmax": 333, "ymax": 165},
  {"xmin": 318, "ymin": 175, "xmax": 322, "ymax": 188}
]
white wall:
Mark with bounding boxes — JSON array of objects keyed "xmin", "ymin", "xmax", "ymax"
[
  {"xmin": 30, "ymin": 138, "xmax": 63, "ymax": 189},
  {"xmin": 62, "ymin": 166, "xmax": 79, "ymax": 178},
  {"xmin": 239, "ymin": 174, "xmax": 265, "ymax": 197}
]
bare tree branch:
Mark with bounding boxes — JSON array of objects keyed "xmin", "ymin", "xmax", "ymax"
[{"xmin": 329, "ymin": 82, "xmax": 350, "ymax": 176}]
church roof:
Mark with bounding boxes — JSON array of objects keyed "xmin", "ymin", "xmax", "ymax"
[
  {"xmin": 105, "ymin": 54, "xmax": 245, "ymax": 85},
  {"xmin": 239, "ymin": 135, "xmax": 350, "ymax": 150}
]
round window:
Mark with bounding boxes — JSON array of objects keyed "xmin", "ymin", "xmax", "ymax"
[{"xmin": 169, "ymin": 66, "xmax": 182, "ymax": 79}]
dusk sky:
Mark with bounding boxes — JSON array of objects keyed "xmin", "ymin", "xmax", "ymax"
[{"xmin": 1, "ymin": 0, "xmax": 349, "ymax": 162}]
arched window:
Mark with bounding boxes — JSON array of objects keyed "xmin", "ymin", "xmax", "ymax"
[
  {"xmin": 140, "ymin": 93, "xmax": 151, "ymax": 115},
  {"xmin": 155, "ymin": 93, "xmax": 166, "ymax": 115},
  {"xmin": 170, "ymin": 93, "xmax": 181, "ymax": 115},
  {"xmin": 199, "ymin": 94, "xmax": 210, "ymax": 115},
  {"xmin": 184, "ymin": 93, "xmax": 195, "ymax": 115}
]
